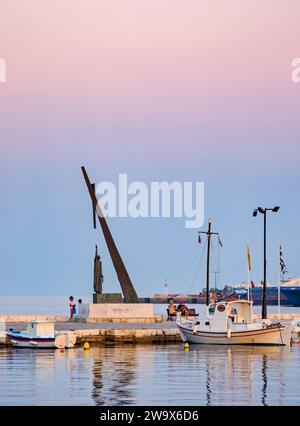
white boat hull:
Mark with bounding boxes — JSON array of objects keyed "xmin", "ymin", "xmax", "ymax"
[
  {"xmin": 7, "ymin": 331, "xmax": 76, "ymax": 349},
  {"xmin": 8, "ymin": 336, "xmax": 56, "ymax": 348},
  {"xmin": 177, "ymin": 322, "xmax": 292, "ymax": 346}
]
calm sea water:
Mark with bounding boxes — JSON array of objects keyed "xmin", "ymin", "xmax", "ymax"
[
  {"xmin": 1, "ymin": 296, "xmax": 300, "ymax": 406},
  {"xmin": 0, "ymin": 344, "xmax": 300, "ymax": 406}
]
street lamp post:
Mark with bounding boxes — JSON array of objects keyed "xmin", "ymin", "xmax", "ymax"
[{"xmin": 253, "ymin": 206, "xmax": 280, "ymax": 319}]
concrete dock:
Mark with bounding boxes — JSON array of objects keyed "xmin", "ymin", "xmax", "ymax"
[
  {"xmin": 2, "ymin": 312, "xmax": 300, "ymax": 346},
  {"xmin": 0, "ymin": 316, "xmax": 181, "ymax": 346}
]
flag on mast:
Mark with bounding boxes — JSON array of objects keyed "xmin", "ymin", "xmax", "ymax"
[
  {"xmin": 247, "ymin": 244, "xmax": 251, "ymax": 272},
  {"xmin": 279, "ymin": 244, "xmax": 286, "ymax": 272},
  {"xmin": 218, "ymin": 236, "xmax": 223, "ymax": 247}
]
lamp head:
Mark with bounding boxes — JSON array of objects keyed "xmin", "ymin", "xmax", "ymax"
[
  {"xmin": 273, "ymin": 206, "xmax": 280, "ymax": 212},
  {"xmin": 253, "ymin": 209, "xmax": 258, "ymax": 217}
]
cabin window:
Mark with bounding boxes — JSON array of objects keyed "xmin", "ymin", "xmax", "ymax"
[{"xmin": 205, "ymin": 321, "xmax": 210, "ymax": 326}]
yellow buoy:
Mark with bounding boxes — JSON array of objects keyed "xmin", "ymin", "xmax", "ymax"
[
  {"xmin": 83, "ymin": 341, "xmax": 90, "ymax": 350},
  {"xmin": 184, "ymin": 342, "xmax": 189, "ymax": 349}
]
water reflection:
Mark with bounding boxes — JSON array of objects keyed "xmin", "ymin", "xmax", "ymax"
[
  {"xmin": 92, "ymin": 347, "xmax": 138, "ymax": 406},
  {"xmin": 0, "ymin": 344, "xmax": 298, "ymax": 406},
  {"xmin": 261, "ymin": 355, "xmax": 268, "ymax": 406},
  {"xmin": 205, "ymin": 359, "xmax": 212, "ymax": 406},
  {"xmin": 188, "ymin": 345, "xmax": 290, "ymax": 406}
]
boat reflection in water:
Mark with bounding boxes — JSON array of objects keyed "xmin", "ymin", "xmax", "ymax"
[
  {"xmin": 188, "ymin": 345, "xmax": 289, "ymax": 406},
  {"xmin": 0, "ymin": 344, "xmax": 298, "ymax": 406}
]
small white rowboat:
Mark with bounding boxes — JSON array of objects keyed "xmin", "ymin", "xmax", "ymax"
[{"xmin": 6, "ymin": 321, "xmax": 76, "ymax": 349}]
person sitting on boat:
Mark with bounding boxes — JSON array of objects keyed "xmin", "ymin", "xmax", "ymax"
[
  {"xmin": 229, "ymin": 306, "xmax": 238, "ymax": 322},
  {"xmin": 167, "ymin": 299, "xmax": 177, "ymax": 321},
  {"xmin": 177, "ymin": 301, "xmax": 189, "ymax": 317},
  {"xmin": 168, "ymin": 299, "xmax": 177, "ymax": 314},
  {"xmin": 212, "ymin": 291, "xmax": 217, "ymax": 304}
]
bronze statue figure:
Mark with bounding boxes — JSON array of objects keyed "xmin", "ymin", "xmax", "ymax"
[{"xmin": 93, "ymin": 245, "xmax": 103, "ymax": 294}]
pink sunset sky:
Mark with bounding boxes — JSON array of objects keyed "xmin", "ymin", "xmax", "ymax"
[
  {"xmin": 1, "ymin": 1, "xmax": 300, "ymax": 167},
  {"xmin": 0, "ymin": 1, "xmax": 300, "ymax": 296}
]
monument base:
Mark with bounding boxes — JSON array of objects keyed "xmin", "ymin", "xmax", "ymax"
[
  {"xmin": 78, "ymin": 303, "xmax": 162, "ymax": 323},
  {"xmin": 93, "ymin": 293, "xmax": 122, "ymax": 304}
]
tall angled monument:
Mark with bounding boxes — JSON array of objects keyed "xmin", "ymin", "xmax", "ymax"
[{"xmin": 81, "ymin": 166, "xmax": 139, "ymax": 303}]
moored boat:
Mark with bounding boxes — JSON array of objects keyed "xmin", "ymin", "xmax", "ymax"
[
  {"xmin": 176, "ymin": 300, "xmax": 292, "ymax": 346},
  {"xmin": 6, "ymin": 321, "xmax": 76, "ymax": 349}
]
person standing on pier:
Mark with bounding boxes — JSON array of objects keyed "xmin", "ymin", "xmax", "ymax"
[
  {"xmin": 77, "ymin": 298, "xmax": 82, "ymax": 316},
  {"xmin": 69, "ymin": 296, "xmax": 76, "ymax": 320}
]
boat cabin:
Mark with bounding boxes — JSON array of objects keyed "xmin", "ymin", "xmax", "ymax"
[
  {"xmin": 193, "ymin": 299, "xmax": 255, "ymax": 333},
  {"xmin": 26, "ymin": 321, "xmax": 55, "ymax": 338},
  {"xmin": 208, "ymin": 300, "xmax": 253, "ymax": 323}
]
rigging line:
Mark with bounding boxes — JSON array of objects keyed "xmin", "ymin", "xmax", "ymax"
[
  {"xmin": 187, "ymin": 239, "xmax": 208, "ymax": 294},
  {"xmin": 211, "ymin": 240, "xmax": 220, "ymax": 289},
  {"xmin": 210, "ymin": 240, "xmax": 218, "ymax": 271},
  {"xmin": 217, "ymin": 238, "xmax": 222, "ymax": 288},
  {"xmin": 187, "ymin": 239, "xmax": 207, "ymax": 294}
]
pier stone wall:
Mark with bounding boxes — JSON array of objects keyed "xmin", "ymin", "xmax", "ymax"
[{"xmin": 78, "ymin": 303, "xmax": 159, "ymax": 323}]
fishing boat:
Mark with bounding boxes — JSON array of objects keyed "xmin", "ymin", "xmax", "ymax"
[
  {"xmin": 176, "ymin": 299, "xmax": 292, "ymax": 345},
  {"xmin": 176, "ymin": 219, "xmax": 292, "ymax": 346},
  {"xmin": 6, "ymin": 321, "xmax": 76, "ymax": 349}
]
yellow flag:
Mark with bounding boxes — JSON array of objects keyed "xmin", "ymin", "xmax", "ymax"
[{"xmin": 247, "ymin": 244, "xmax": 251, "ymax": 272}]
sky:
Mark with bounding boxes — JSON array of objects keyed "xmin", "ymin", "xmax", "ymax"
[{"xmin": 0, "ymin": 1, "xmax": 300, "ymax": 296}]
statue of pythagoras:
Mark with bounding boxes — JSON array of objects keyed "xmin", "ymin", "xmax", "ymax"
[{"xmin": 93, "ymin": 245, "xmax": 103, "ymax": 293}]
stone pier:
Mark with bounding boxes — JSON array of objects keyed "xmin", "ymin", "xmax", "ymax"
[
  {"xmin": 77, "ymin": 303, "xmax": 161, "ymax": 324},
  {"xmin": 0, "ymin": 319, "xmax": 180, "ymax": 346}
]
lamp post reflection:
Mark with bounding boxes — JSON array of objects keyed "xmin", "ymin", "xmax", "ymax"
[
  {"xmin": 205, "ymin": 361, "xmax": 212, "ymax": 406},
  {"xmin": 261, "ymin": 354, "xmax": 268, "ymax": 406}
]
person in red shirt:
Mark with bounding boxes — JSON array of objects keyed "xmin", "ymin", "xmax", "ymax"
[{"xmin": 69, "ymin": 296, "xmax": 76, "ymax": 320}]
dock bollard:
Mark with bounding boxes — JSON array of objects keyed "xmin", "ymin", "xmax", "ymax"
[{"xmin": 83, "ymin": 341, "xmax": 90, "ymax": 350}]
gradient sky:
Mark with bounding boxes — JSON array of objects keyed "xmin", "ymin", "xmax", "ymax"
[{"xmin": 0, "ymin": 1, "xmax": 300, "ymax": 296}]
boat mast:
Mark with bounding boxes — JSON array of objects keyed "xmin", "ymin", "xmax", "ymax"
[
  {"xmin": 206, "ymin": 221, "xmax": 212, "ymax": 306},
  {"xmin": 199, "ymin": 220, "xmax": 220, "ymax": 306}
]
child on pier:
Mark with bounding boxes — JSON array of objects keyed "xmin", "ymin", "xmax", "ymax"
[{"xmin": 69, "ymin": 296, "xmax": 76, "ymax": 320}]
